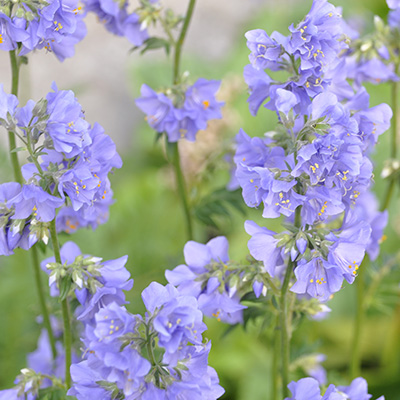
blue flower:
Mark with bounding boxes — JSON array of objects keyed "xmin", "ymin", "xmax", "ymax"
[
  {"xmin": 0, "ymin": 13, "xmax": 29, "ymax": 52},
  {"xmin": 0, "ymin": 84, "xmax": 19, "ymax": 127},
  {"xmin": 45, "ymin": 83, "xmax": 92, "ymax": 157},
  {"xmin": 286, "ymin": 377, "xmax": 322, "ymax": 400},
  {"xmin": 243, "ymin": 64, "xmax": 272, "ymax": 116},
  {"xmin": 136, "ymin": 79, "xmax": 223, "ymax": 142},
  {"xmin": 291, "ymin": 256, "xmax": 344, "ymax": 302},
  {"xmin": 387, "ymin": 0, "xmax": 400, "ymax": 9},
  {"xmin": 166, "ymin": 236, "xmax": 246, "ymax": 324},
  {"xmin": 10, "ymin": 184, "xmax": 64, "ymax": 222},
  {"xmin": 245, "ymin": 220, "xmax": 283, "ymax": 277},
  {"xmin": 82, "ymin": 0, "xmax": 148, "ymax": 46},
  {"xmin": 142, "ymin": 282, "xmax": 206, "ymax": 356},
  {"xmin": 245, "ymin": 29, "xmax": 284, "ymax": 71}
]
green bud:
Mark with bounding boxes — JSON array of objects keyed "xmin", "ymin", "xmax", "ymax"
[{"xmin": 15, "ymin": 7, "xmax": 25, "ymax": 18}]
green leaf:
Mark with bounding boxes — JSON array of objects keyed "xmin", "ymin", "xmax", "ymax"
[
  {"xmin": 59, "ymin": 276, "xmax": 73, "ymax": 301},
  {"xmin": 10, "ymin": 146, "xmax": 27, "ymax": 153},
  {"xmin": 140, "ymin": 37, "xmax": 171, "ymax": 56}
]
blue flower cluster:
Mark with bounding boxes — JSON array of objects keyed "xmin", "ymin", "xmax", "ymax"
[
  {"xmin": 136, "ymin": 78, "xmax": 224, "ymax": 142},
  {"xmin": 0, "ymin": 240, "xmax": 224, "ymax": 399},
  {"xmin": 50, "ymin": 244, "xmax": 224, "ymax": 399},
  {"xmin": 0, "ymin": 0, "xmax": 86, "ymax": 61},
  {"xmin": 286, "ymin": 377, "xmax": 384, "ymax": 400},
  {"xmin": 166, "ymin": 236, "xmax": 247, "ymax": 324},
  {"xmin": 82, "ymin": 0, "xmax": 151, "ymax": 46},
  {"xmin": 0, "ymin": 83, "xmax": 121, "ymax": 255},
  {"xmin": 232, "ymin": 0, "xmax": 391, "ymax": 302}
]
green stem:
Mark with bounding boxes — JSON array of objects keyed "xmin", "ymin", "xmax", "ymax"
[
  {"xmin": 173, "ymin": 0, "xmax": 196, "ymax": 84},
  {"xmin": 380, "ymin": 72, "xmax": 399, "ymax": 211},
  {"xmin": 31, "ymin": 245, "xmax": 57, "ymax": 359},
  {"xmin": 26, "ymin": 129, "xmax": 45, "ymax": 176},
  {"xmin": 279, "ymin": 207, "xmax": 301, "ymax": 396},
  {"xmin": 350, "ymin": 257, "xmax": 367, "ymax": 378},
  {"xmin": 381, "ymin": 179, "xmax": 395, "ymax": 212},
  {"xmin": 8, "ymin": 50, "xmax": 23, "ymax": 183},
  {"xmin": 8, "ymin": 49, "xmax": 57, "ymax": 360},
  {"xmin": 280, "ymin": 259, "xmax": 293, "ymax": 398},
  {"xmin": 49, "ymin": 219, "xmax": 72, "ymax": 388},
  {"xmin": 166, "ymin": 0, "xmax": 197, "ymax": 240},
  {"xmin": 391, "ymin": 68, "xmax": 398, "ymax": 160},
  {"xmin": 171, "ymin": 141, "xmax": 193, "ymax": 240},
  {"xmin": 272, "ymin": 315, "xmax": 280, "ymax": 400}
]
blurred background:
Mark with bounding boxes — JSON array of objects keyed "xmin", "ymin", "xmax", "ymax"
[{"xmin": 1, "ymin": 0, "xmax": 400, "ymax": 398}]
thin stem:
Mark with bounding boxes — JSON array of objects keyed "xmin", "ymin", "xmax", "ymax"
[
  {"xmin": 173, "ymin": 0, "xmax": 196, "ymax": 84},
  {"xmin": 171, "ymin": 141, "xmax": 193, "ymax": 240},
  {"xmin": 26, "ymin": 129, "xmax": 45, "ymax": 176},
  {"xmin": 391, "ymin": 67, "xmax": 398, "ymax": 160},
  {"xmin": 381, "ymin": 179, "xmax": 395, "ymax": 212},
  {"xmin": 31, "ymin": 245, "xmax": 57, "ymax": 359},
  {"xmin": 350, "ymin": 257, "xmax": 367, "ymax": 378},
  {"xmin": 380, "ymin": 71, "xmax": 399, "ymax": 211},
  {"xmin": 49, "ymin": 219, "xmax": 72, "ymax": 388},
  {"xmin": 8, "ymin": 50, "xmax": 23, "ymax": 183},
  {"xmin": 272, "ymin": 315, "xmax": 280, "ymax": 400},
  {"xmin": 61, "ymin": 299, "xmax": 72, "ymax": 388},
  {"xmin": 279, "ymin": 207, "xmax": 301, "ymax": 397},
  {"xmin": 166, "ymin": 0, "xmax": 197, "ymax": 240},
  {"xmin": 145, "ymin": 325, "xmax": 157, "ymax": 366},
  {"xmin": 279, "ymin": 259, "xmax": 293, "ymax": 398}
]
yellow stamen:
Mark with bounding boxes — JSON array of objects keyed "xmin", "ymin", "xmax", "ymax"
[{"xmin": 202, "ymin": 100, "xmax": 210, "ymax": 110}]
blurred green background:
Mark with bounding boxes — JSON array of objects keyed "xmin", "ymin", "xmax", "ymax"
[{"xmin": 1, "ymin": 0, "xmax": 400, "ymax": 398}]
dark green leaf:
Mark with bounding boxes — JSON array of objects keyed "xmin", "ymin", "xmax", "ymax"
[{"xmin": 140, "ymin": 37, "xmax": 171, "ymax": 56}]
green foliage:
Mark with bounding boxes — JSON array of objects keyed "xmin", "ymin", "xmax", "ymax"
[{"xmin": 194, "ymin": 188, "xmax": 246, "ymax": 229}]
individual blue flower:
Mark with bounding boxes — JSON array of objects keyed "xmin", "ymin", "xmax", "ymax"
[
  {"xmin": 181, "ymin": 78, "xmax": 224, "ymax": 141},
  {"xmin": 243, "ymin": 64, "xmax": 272, "ymax": 116},
  {"xmin": 0, "ymin": 84, "xmax": 19, "ymax": 127},
  {"xmin": 245, "ymin": 29, "xmax": 284, "ymax": 71},
  {"xmin": 135, "ymin": 84, "xmax": 178, "ymax": 135},
  {"xmin": 327, "ymin": 217, "xmax": 371, "ymax": 284},
  {"xmin": 245, "ymin": 220, "xmax": 283, "ymax": 277},
  {"xmin": 45, "ymin": 83, "xmax": 91, "ymax": 157},
  {"xmin": 337, "ymin": 377, "xmax": 385, "ymax": 400},
  {"xmin": 286, "ymin": 377, "xmax": 322, "ymax": 400},
  {"xmin": 68, "ymin": 361, "xmax": 113, "ymax": 399},
  {"xmin": 291, "ymin": 256, "xmax": 344, "ymax": 302},
  {"xmin": 0, "ymin": 13, "xmax": 29, "ymax": 52},
  {"xmin": 198, "ymin": 290, "xmax": 246, "ymax": 324},
  {"xmin": 9, "ymin": 184, "xmax": 64, "ymax": 222},
  {"xmin": 275, "ymin": 88, "xmax": 299, "ymax": 115}
]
